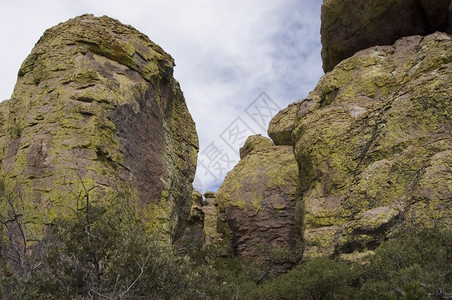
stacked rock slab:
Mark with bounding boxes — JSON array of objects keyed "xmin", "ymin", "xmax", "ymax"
[
  {"xmin": 267, "ymin": 101, "xmax": 299, "ymax": 146},
  {"xmin": 174, "ymin": 191, "xmax": 205, "ymax": 252},
  {"xmin": 0, "ymin": 15, "xmax": 198, "ymax": 244},
  {"xmin": 293, "ymin": 32, "xmax": 452, "ymax": 258},
  {"xmin": 216, "ymin": 135, "xmax": 300, "ymax": 268},
  {"xmin": 321, "ymin": 0, "xmax": 452, "ymax": 72},
  {"xmin": 202, "ymin": 191, "xmax": 222, "ymax": 247}
]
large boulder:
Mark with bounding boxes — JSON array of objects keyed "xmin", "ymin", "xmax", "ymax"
[
  {"xmin": 267, "ymin": 101, "xmax": 300, "ymax": 146},
  {"xmin": 294, "ymin": 32, "xmax": 452, "ymax": 258},
  {"xmin": 0, "ymin": 15, "xmax": 198, "ymax": 243},
  {"xmin": 321, "ymin": 0, "xmax": 452, "ymax": 72},
  {"xmin": 216, "ymin": 135, "xmax": 300, "ymax": 267}
]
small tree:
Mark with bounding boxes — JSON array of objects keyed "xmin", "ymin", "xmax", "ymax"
[
  {"xmin": 39, "ymin": 183, "xmax": 218, "ymax": 299},
  {"xmin": 0, "ymin": 177, "xmax": 48, "ymax": 299}
]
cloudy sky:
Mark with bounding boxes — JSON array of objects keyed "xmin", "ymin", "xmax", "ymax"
[{"xmin": 0, "ymin": 0, "xmax": 323, "ymax": 192}]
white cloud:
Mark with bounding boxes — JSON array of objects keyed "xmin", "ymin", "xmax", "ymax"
[{"xmin": 0, "ymin": 0, "xmax": 323, "ymax": 192}]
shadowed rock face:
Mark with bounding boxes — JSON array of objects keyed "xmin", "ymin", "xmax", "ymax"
[
  {"xmin": 293, "ymin": 32, "xmax": 452, "ymax": 258},
  {"xmin": 0, "ymin": 15, "xmax": 198, "ymax": 243},
  {"xmin": 216, "ymin": 135, "xmax": 300, "ymax": 268},
  {"xmin": 321, "ymin": 0, "xmax": 452, "ymax": 72}
]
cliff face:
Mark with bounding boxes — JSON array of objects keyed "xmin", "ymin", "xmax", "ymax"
[
  {"xmin": 213, "ymin": 1, "xmax": 452, "ymax": 262},
  {"xmin": 294, "ymin": 32, "xmax": 452, "ymax": 258},
  {"xmin": 0, "ymin": 15, "xmax": 198, "ymax": 243}
]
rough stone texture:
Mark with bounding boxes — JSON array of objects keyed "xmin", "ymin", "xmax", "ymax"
[
  {"xmin": 0, "ymin": 15, "xmax": 198, "ymax": 243},
  {"xmin": 216, "ymin": 135, "xmax": 299, "ymax": 264},
  {"xmin": 239, "ymin": 134, "xmax": 273, "ymax": 159},
  {"xmin": 174, "ymin": 191, "xmax": 205, "ymax": 252},
  {"xmin": 294, "ymin": 32, "xmax": 452, "ymax": 258},
  {"xmin": 267, "ymin": 101, "xmax": 300, "ymax": 146},
  {"xmin": 321, "ymin": 0, "xmax": 452, "ymax": 72},
  {"xmin": 0, "ymin": 101, "xmax": 9, "ymax": 166},
  {"xmin": 202, "ymin": 192, "xmax": 222, "ymax": 247}
]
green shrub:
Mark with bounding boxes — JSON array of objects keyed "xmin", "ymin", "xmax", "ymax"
[
  {"xmin": 38, "ymin": 197, "xmax": 217, "ymax": 299},
  {"xmin": 248, "ymin": 256, "xmax": 359, "ymax": 300},
  {"xmin": 1, "ymin": 179, "xmax": 451, "ymax": 300},
  {"xmin": 357, "ymin": 228, "xmax": 452, "ymax": 300}
]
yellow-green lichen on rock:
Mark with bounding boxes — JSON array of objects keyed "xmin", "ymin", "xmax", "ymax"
[
  {"xmin": 0, "ymin": 100, "xmax": 9, "ymax": 166},
  {"xmin": 216, "ymin": 135, "xmax": 300, "ymax": 268},
  {"xmin": 173, "ymin": 190, "xmax": 206, "ymax": 252},
  {"xmin": 267, "ymin": 101, "xmax": 300, "ymax": 146},
  {"xmin": 321, "ymin": 0, "xmax": 452, "ymax": 72},
  {"xmin": 0, "ymin": 15, "xmax": 198, "ymax": 250},
  {"xmin": 201, "ymin": 192, "xmax": 223, "ymax": 247},
  {"xmin": 294, "ymin": 32, "xmax": 452, "ymax": 258}
]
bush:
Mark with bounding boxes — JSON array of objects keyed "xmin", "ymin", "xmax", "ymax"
[
  {"xmin": 357, "ymin": 228, "xmax": 452, "ymax": 300},
  {"xmin": 37, "ymin": 197, "xmax": 217, "ymax": 299},
  {"xmin": 249, "ymin": 256, "xmax": 359, "ymax": 300},
  {"xmin": 0, "ymin": 184, "xmax": 218, "ymax": 299},
  {"xmin": 1, "ymin": 177, "xmax": 451, "ymax": 299}
]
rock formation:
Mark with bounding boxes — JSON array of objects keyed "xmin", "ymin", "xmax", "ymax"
[
  {"xmin": 214, "ymin": 0, "xmax": 452, "ymax": 262},
  {"xmin": 321, "ymin": 0, "xmax": 452, "ymax": 72},
  {"xmin": 267, "ymin": 102, "xmax": 299, "ymax": 146},
  {"xmin": 294, "ymin": 32, "xmax": 452, "ymax": 258},
  {"xmin": 1, "ymin": 0, "xmax": 451, "ymax": 279},
  {"xmin": 216, "ymin": 135, "xmax": 300, "ymax": 266},
  {"xmin": 202, "ymin": 191, "xmax": 222, "ymax": 247},
  {"xmin": 174, "ymin": 191, "xmax": 205, "ymax": 252},
  {"xmin": 0, "ymin": 15, "xmax": 198, "ymax": 244}
]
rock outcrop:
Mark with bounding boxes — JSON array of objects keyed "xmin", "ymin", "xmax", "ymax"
[
  {"xmin": 216, "ymin": 135, "xmax": 299, "ymax": 266},
  {"xmin": 238, "ymin": 134, "xmax": 274, "ymax": 158},
  {"xmin": 202, "ymin": 191, "xmax": 222, "ymax": 247},
  {"xmin": 174, "ymin": 191, "xmax": 205, "ymax": 252},
  {"xmin": 215, "ymin": 0, "xmax": 452, "ymax": 264},
  {"xmin": 0, "ymin": 15, "xmax": 198, "ymax": 243},
  {"xmin": 321, "ymin": 0, "xmax": 452, "ymax": 72},
  {"xmin": 267, "ymin": 102, "xmax": 299, "ymax": 146},
  {"xmin": 1, "ymin": 1, "xmax": 451, "ymax": 277},
  {"xmin": 293, "ymin": 32, "xmax": 452, "ymax": 258}
]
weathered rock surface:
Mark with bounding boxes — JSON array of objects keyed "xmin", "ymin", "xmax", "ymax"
[
  {"xmin": 0, "ymin": 101, "xmax": 9, "ymax": 165},
  {"xmin": 267, "ymin": 101, "xmax": 300, "ymax": 146},
  {"xmin": 239, "ymin": 134, "xmax": 274, "ymax": 159},
  {"xmin": 174, "ymin": 191, "xmax": 205, "ymax": 252},
  {"xmin": 216, "ymin": 135, "xmax": 299, "ymax": 264},
  {"xmin": 293, "ymin": 32, "xmax": 452, "ymax": 258},
  {"xmin": 321, "ymin": 0, "xmax": 452, "ymax": 72},
  {"xmin": 0, "ymin": 15, "xmax": 198, "ymax": 243},
  {"xmin": 202, "ymin": 192, "xmax": 222, "ymax": 247}
]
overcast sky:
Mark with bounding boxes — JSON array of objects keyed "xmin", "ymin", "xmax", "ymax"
[{"xmin": 0, "ymin": 0, "xmax": 323, "ymax": 192}]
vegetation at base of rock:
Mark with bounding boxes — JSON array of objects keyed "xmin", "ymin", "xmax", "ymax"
[
  {"xmin": 0, "ymin": 186, "xmax": 215, "ymax": 299},
  {"xmin": 1, "ymin": 185, "xmax": 450, "ymax": 300},
  {"xmin": 205, "ymin": 227, "xmax": 452, "ymax": 300}
]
